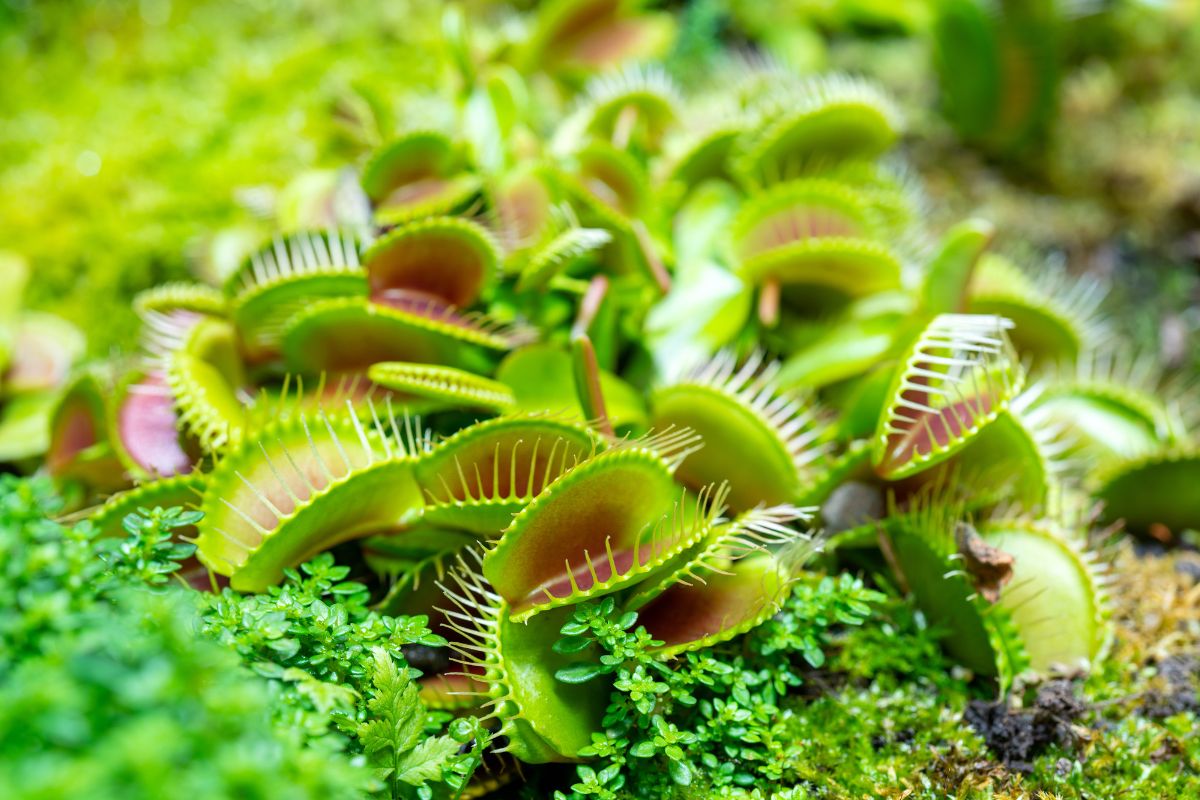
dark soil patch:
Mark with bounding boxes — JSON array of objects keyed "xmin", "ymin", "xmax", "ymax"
[
  {"xmin": 964, "ymin": 680, "xmax": 1087, "ymax": 772},
  {"xmin": 1141, "ymin": 654, "xmax": 1200, "ymax": 720},
  {"xmin": 401, "ymin": 643, "xmax": 453, "ymax": 673},
  {"xmin": 1176, "ymin": 558, "xmax": 1200, "ymax": 583},
  {"xmin": 793, "ymin": 665, "xmax": 850, "ymax": 699}
]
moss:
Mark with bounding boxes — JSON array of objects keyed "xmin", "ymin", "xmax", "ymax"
[
  {"xmin": 0, "ymin": 0, "xmax": 444, "ymax": 354},
  {"xmin": 771, "ymin": 548, "xmax": 1200, "ymax": 799}
]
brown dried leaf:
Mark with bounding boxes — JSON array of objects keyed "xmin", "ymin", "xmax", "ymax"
[{"xmin": 956, "ymin": 522, "xmax": 1014, "ymax": 604}]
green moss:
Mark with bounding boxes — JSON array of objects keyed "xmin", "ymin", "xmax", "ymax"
[
  {"xmin": 767, "ymin": 579, "xmax": 1200, "ymax": 799},
  {"xmin": 0, "ymin": 0, "xmax": 443, "ymax": 354}
]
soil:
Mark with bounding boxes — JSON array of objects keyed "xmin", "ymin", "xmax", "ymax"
[
  {"xmin": 821, "ymin": 481, "xmax": 886, "ymax": 533},
  {"xmin": 963, "ymin": 680, "xmax": 1087, "ymax": 772},
  {"xmin": 1140, "ymin": 654, "xmax": 1200, "ymax": 720},
  {"xmin": 402, "ymin": 643, "xmax": 453, "ymax": 673}
]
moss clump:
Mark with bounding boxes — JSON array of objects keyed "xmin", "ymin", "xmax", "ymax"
[{"xmin": 770, "ymin": 546, "xmax": 1199, "ymax": 799}]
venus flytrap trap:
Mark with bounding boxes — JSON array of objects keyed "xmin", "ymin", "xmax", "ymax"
[
  {"xmin": 193, "ymin": 405, "xmax": 427, "ymax": 590},
  {"xmin": 360, "ymin": 132, "xmax": 482, "ymax": 225},
  {"xmin": 411, "ymin": 413, "xmax": 600, "ymax": 535},
  {"xmin": 280, "ymin": 297, "xmax": 514, "ymax": 376},
  {"xmin": 871, "ymin": 313, "xmax": 1024, "ymax": 482},
  {"xmin": 1020, "ymin": 349, "xmax": 1200, "ymax": 542},
  {"xmin": 932, "ymin": 0, "xmax": 1063, "ymax": 161},
  {"xmin": 624, "ymin": 505, "xmax": 818, "ymax": 612},
  {"xmin": 842, "ymin": 518, "xmax": 1091, "ymax": 697},
  {"xmin": 1030, "ymin": 349, "xmax": 1182, "ymax": 469},
  {"xmin": 520, "ymin": 0, "xmax": 676, "ymax": 77},
  {"xmin": 964, "ymin": 253, "xmax": 1109, "ymax": 365},
  {"xmin": 364, "ymin": 217, "xmax": 499, "ymax": 311},
  {"xmin": 225, "ymin": 229, "xmax": 368, "ymax": 364},
  {"xmin": 568, "ymin": 64, "xmax": 683, "ymax": 157},
  {"xmin": 1094, "ymin": 446, "xmax": 1200, "ymax": 541},
  {"xmin": 480, "ymin": 436, "xmax": 717, "ymax": 622},
  {"xmin": 648, "ymin": 350, "xmax": 830, "ymax": 511},
  {"xmin": 732, "ymin": 75, "xmax": 904, "ymax": 186},
  {"xmin": 626, "ymin": 505, "xmax": 823, "ymax": 656},
  {"xmin": 513, "ymin": 225, "xmax": 614, "ymax": 294},
  {"xmin": 134, "ymin": 281, "xmax": 229, "ymax": 319},
  {"xmin": 368, "ymin": 362, "xmax": 517, "ymax": 414},
  {"xmin": 972, "ymin": 515, "xmax": 1113, "ymax": 670},
  {"xmin": 730, "ymin": 177, "xmax": 905, "ymax": 323},
  {"xmin": 0, "ymin": 256, "xmax": 86, "ymax": 467},
  {"xmin": 441, "ymin": 548, "xmax": 611, "ymax": 763},
  {"xmin": 165, "ymin": 316, "xmax": 249, "ymax": 453},
  {"xmin": 46, "ymin": 370, "xmax": 127, "ymax": 493}
]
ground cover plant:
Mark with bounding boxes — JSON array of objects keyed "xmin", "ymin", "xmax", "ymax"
[{"xmin": 1, "ymin": 0, "xmax": 1198, "ymax": 798}]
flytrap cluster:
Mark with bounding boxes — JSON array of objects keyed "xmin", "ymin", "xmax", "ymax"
[{"xmin": 22, "ymin": 0, "xmax": 1199, "ymax": 787}]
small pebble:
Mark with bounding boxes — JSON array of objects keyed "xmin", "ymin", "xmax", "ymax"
[{"xmin": 1174, "ymin": 558, "xmax": 1200, "ymax": 584}]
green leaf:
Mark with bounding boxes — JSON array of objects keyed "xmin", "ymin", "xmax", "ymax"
[
  {"xmin": 630, "ymin": 740, "xmax": 657, "ymax": 758},
  {"xmin": 560, "ymin": 620, "xmax": 590, "ymax": 636},
  {"xmin": 555, "ymin": 662, "xmax": 609, "ymax": 684},
  {"xmin": 668, "ymin": 758, "xmax": 692, "ymax": 786},
  {"xmin": 552, "ymin": 635, "xmax": 593, "ymax": 654},
  {"xmin": 393, "ymin": 735, "xmax": 461, "ymax": 786},
  {"xmin": 359, "ymin": 647, "xmax": 426, "ymax": 760}
]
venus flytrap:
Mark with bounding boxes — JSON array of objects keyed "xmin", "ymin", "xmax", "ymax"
[
  {"xmin": 514, "ymin": 226, "xmax": 614, "ymax": 293},
  {"xmin": 411, "ymin": 413, "xmax": 601, "ymax": 536},
  {"xmin": 46, "ymin": 370, "xmax": 127, "ymax": 493},
  {"xmin": 932, "ymin": 0, "xmax": 1063, "ymax": 160},
  {"xmin": 965, "ymin": 253, "xmax": 1109, "ymax": 365},
  {"xmin": 224, "ymin": 229, "xmax": 367, "ymax": 364},
  {"xmin": 360, "ymin": 132, "xmax": 481, "ymax": 225},
  {"xmin": 26, "ymin": 7, "xmax": 1197, "ymax": 795},
  {"xmin": 193, "ymin": 407, "xmax": 426, "ymax": 591},
  {"xmin": 732, "ymin": 74, "xmax": 904, "ymax": 186},
  {"xmin": 520, "ymin": 0, "xmax": 675, "ymax": 76},
  {"xmin": 9, "ymin": 2, "xmax": 1200, "ymax": 797},
  {"xmin": 571, "ymin": 65, "xmax": 682, "ymax": 156},
  {"xmin": 1094, "ymin": 446, "xmax": 1200, "ymax": 540},
  {"xmin": 730, "ymin": 177, "xmax": 905, "ymax": 321},
  {"xmin": 480, "ymin": 441, "xmax": 721, "ymax": 622},
  {"xmin": 0, "ymin": 258, "xmax": 86, "ymax": 467},
  {"xmin": 648, "ymin": 351, "xmax": 830, "ymax": 511},
  {"xmin": 367, "ymin": 362, "xmax": 517, "ymax": 414}
]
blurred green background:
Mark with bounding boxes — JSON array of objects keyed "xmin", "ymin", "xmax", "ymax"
[
  {"xmin": 2, "ymin": 0, "xmax": 1197, "ymax": 364},
  {"xmin": 1, "ymin": 0, "xmax": 446, "ymax": 352}
]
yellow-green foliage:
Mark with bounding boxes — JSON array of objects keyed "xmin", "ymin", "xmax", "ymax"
[{"xmin": 0, "ymin": 0, "xmax": 443, "ymax": 353}]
